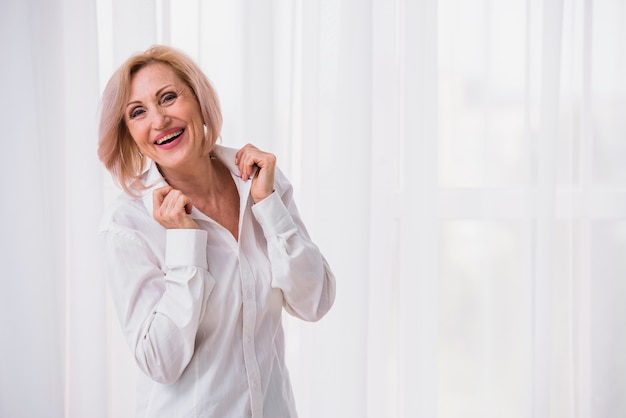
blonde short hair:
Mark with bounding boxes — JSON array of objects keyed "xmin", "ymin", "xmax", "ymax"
[{"xmin": 98, "ymin": 45, "xmax": 222, "ymax": 195}]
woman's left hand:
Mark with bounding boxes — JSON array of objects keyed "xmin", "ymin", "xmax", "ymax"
[{"xmin": 235, "ymin": 143, "xmax": 276, "ymax": 203}]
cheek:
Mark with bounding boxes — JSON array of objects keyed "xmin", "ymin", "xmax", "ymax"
[{"xmin": 127, "ymin": 122, "xmax": 150, "ymax": 144}]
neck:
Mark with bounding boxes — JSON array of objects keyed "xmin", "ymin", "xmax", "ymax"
[{"xmin": 158, "ymin": 153, "xmax": 225, "ymax": 199}]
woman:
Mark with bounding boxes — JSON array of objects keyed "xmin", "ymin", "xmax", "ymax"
[{"xmin": 98, "ymin": 45, "xmax": 336, "ymax": 418}]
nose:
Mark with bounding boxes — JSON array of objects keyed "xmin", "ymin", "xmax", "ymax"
[{"xmin": 151, "ymin": 107, "xmax": 170, "ymax": 130}]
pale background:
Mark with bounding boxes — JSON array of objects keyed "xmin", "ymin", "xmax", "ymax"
[{"xmin": 1, "ymin": 0, "xmax": 625, "ymax": 417}]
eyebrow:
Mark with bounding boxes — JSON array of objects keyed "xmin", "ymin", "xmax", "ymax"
[{"xmin": 126, "ymin": 84, "xmax": 175, "ymax": 108}]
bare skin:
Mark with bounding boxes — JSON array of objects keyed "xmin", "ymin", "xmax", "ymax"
[
  {"xmin": 153, "ymin": 157, "xmax": 240, "ymax": 239},
  {"xmin": 125, "ymin": 63, "xmax": 276, "ymax": 239},
  {"xmin": 153, "ymin": 144, "xmax": 276, "ymax": 241}
]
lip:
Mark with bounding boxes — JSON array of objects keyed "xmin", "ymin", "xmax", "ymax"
[{"xmin": 154, "ymin": 128, "xmax": 184, "ymax": 150}]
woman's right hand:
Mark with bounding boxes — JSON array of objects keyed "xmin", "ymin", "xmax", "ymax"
[{"xmin": 153, "ymin": 186, "xmax": 200, "ymax": 229}]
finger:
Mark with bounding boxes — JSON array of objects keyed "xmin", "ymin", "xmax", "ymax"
[
  {"xmin": 153, "ymin": 186, "xmax": 173, "ymax": 212},
  {"xmin": 236, "ymin": 144, "xmax": 259, "ymax": 179},
  {"xmin": 235, "ymin": 145, "xmax": 250, "ymax": 171},
  {"xmin": 236, "ymin": 150, "xmax": 251, "ymax": 179},
  {"xmin": 163, "ymin": 190, "xmax": 188, "ymax": 214},
  {"xmin": 176, "ymin": 194, "xmax": 193, "ymax": 215},
  {"xmin": 249, "ymin": 156, "xmax": 276, "ymax": 202}
]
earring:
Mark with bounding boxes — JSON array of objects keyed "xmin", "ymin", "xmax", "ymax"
[{"xmin": 138, "ymin": 150, "xmax": 143, "ymax": 158}]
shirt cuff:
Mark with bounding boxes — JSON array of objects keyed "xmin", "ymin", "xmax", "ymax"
[
  {"xmin": 251, "ymin": 192, "xmax": 296, "ymax": 239},
  {"xmin": 165, "ymin": 229, "xmax": 209, "ymax": 269}
]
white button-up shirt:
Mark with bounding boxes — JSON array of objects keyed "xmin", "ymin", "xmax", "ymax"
[{"xmin": 99, "ymin": 145, "xmax": 336, "ymax": 418}]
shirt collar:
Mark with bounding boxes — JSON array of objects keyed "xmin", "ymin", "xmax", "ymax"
[{"xmin": 140, "ymin": 144, "xmax": 252, "ymax": 217}]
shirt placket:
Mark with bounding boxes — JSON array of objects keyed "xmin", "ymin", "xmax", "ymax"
[{"xmin": 239, "ymin": 253, "xmax": 263, "ymax": 417}]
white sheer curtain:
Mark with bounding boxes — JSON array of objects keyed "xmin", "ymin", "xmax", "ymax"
[
  {"xmin": 0, "ymin": 0, "xmax": 105, "ymax": 417},
  {"xmin": 2, "ymin": 0, "xmax": 625, "ymax": 417}
]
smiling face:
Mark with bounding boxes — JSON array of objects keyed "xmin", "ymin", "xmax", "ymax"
[{"xmin": 125, "ymin": 62, "xmax": 207, "ymax": 172}]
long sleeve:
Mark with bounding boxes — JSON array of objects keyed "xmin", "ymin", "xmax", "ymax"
[
  {"xmin": 251, "ymin": 174, "xmax": 336, "ymax": 322},
  {"xmin": 100, "ymin": 148, "xmax": 332, "ymax": 417},
  {"xmin": 100, "ymin": 225, "xmax": 214, "ymax": 384}
]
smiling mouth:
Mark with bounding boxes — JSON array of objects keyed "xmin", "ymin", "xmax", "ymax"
[{"xmin": 155, "ymin": 129, "xmax": 183, "ymax": 145}]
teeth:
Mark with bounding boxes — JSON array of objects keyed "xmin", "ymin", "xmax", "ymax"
[{"xmin": 156, "ymin": 130, "xmax": 183, "ymax": 145}]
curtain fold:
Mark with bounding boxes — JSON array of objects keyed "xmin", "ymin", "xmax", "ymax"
[
  {"xmin": 533, "ymin": 0, "xmax": 564, "ymax": 415},
  {"xmin": 0, "ymin": 3, "xmax": 66, "ymax": 417},
  {"xmin": 0, "ymin": 0, "xmax": 104, "ymax": 417},
  {"xmin": 63, "ymin": 0, "xmax": 107, "ymax": 416}
]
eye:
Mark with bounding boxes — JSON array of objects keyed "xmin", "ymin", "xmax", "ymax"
[
  {"xmin": 129, "ymin": 107, "xmax": 145, "ymax": 119},
  {"xmin": 161, "ymin": 92, "xmax": 177, "ymax": 105}
]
